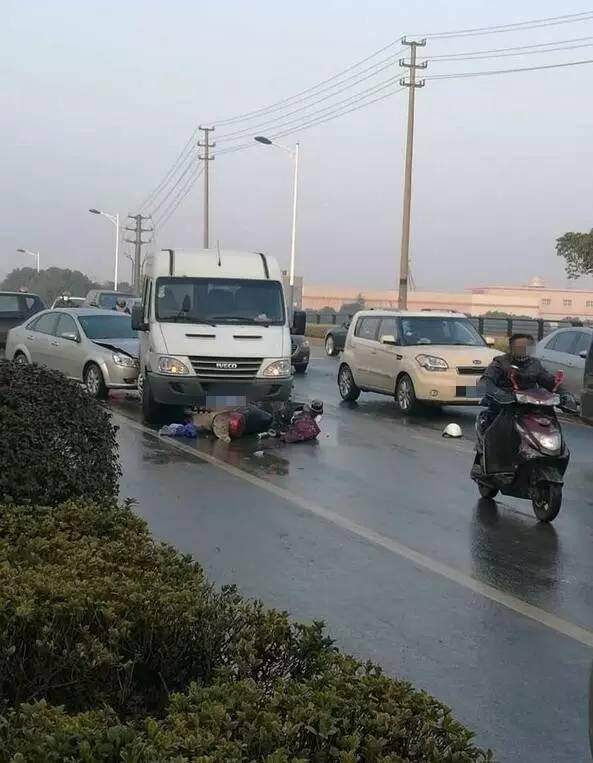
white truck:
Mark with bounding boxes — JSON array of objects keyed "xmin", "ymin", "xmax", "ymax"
[{"xmin": 132, "ymin": 248, "xmax": 303, "ymax": 423}]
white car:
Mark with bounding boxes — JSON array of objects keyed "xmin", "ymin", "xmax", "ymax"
[
  {"xmin": 535, "ymin": 326, "xmax": 593, "ymax": 401},
  {"xmin": 338, "ymin": 310, "xmax": 500, "ymax": 413}
]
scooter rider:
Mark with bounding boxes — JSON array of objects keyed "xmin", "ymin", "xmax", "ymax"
[{"xmin": 481, "ymin": 333, "xmax": 575, "ymax": 427}]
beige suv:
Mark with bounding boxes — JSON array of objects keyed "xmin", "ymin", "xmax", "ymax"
[{"xmin": 338, "ymin": 310, "xmax": 500, "ymax": 413}]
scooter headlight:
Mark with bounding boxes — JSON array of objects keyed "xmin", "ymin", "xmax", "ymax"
[{"xmin": 531, "ymin": 430, "xmax": 562, "ymax": 451}]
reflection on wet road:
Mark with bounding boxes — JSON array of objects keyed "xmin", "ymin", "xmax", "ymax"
[{"xmin": 112, "ymin": 350, "xmax": 593, "ymax": 762}]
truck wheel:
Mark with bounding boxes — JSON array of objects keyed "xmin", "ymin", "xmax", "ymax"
[{"xmin": 141, "ymin": 375, "xmax": 181, "ymax": 426}]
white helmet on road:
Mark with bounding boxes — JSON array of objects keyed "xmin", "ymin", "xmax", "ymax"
[{"xmin": 442, "ymin": 423, "xmax": 463, "ymax": 438}]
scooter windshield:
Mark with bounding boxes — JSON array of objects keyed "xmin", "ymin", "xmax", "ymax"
[{"xmin": 515, "ymin": 390, "xmax": 560, "ymax": 406}]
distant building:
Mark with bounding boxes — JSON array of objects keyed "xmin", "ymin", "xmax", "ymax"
[{"xmin": 302, "ymin": 276, "xmax": 593, "ymax": 319}]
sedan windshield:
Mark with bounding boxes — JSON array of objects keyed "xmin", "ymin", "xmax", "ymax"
[
  {"xmin": 400, "ymin": 317, "xmax": 485, "ymax": 347},
  {"xmin": 155, "ymin": 277, "xmax": 285, "ymax": 325},
  {"xmin": 78, "ymin": 314, "xmax": 137, "ymax": 339}
]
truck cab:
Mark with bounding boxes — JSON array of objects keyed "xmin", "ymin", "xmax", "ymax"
[{"xmin": 133, "ymin": 249, "xmax": 296, "ymax": 423}]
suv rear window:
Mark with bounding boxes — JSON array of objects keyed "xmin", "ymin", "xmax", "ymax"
[{"xmin": 0, "ymin": 295, "xmax": 21, "ymax": 313}]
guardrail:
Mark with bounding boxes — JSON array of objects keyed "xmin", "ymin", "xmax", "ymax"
[{"xmin": 305, "ymin": 311, "xmax": 588, "ymax": 341}]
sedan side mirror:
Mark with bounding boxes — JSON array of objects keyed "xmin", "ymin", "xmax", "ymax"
[
  {"xmin": 380, "ymin": 334, "xmax": 398, "ymax": 346},
  {"xmin": 61, "ymin": 331, "xmax": 80, "ymax": 342},
  {"xmin": 580, "ymin": 350, "xmax": 588, "ymax": 359},
  {"xmin": 131, "ymin": 303, "xmax": 148, "ymax": 332}
]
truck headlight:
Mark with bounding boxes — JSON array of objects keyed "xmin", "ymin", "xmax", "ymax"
[
  {"xmin": 112, "ymin": 353, "xmax": 139, "ymax": 368},
  {"xmin": 158, "ymin": 356, "xmax": 190, "ymax": 375},
  {"xmin": 263, "ymin": 359, "xmax": 291, "ymax": 378},
  {"xmin": 415, "ymin": 354, "xmax": 449, "ymax": 371}
]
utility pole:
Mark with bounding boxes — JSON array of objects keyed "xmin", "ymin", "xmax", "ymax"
[
  {"xmin": 124, "ymin": 214, "xmax": 153, "ymax": 293},
  {"xmin": 198, "ymin": 126, "xmax": 215, "ymax": 248},
  {"xmin": 398, "ymin": 38, "xmax": 427, "ymax": 310}
]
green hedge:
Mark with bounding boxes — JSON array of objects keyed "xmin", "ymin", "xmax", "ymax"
[
  {"xmin": 0, "ymin": 360, "xmax": 120, "ymax": 505},
  {"xmin": 0, "ymin": 500, "xmax": 493, "ymax": 761}
]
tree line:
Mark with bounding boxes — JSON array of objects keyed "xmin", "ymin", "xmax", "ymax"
[{"xmin": 1, "ymin": 267, "xmax": 132, "ymax": 306}]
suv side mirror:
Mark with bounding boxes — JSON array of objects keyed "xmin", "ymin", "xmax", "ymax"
[
  {"xmin": 292, "ymin": 310, "xmax": 306, "ymax": 336},
  {"xmin": 580, "ymin": 350, "xmax": 588, "ymax": 359},
  {"xmin": 380, "ymin": 334, "xmax": 398, "ymax": 346},
  {"xmin": 483, "ymin": 335, "xmax": 495, "ymax": 347},
  {"xmin": 131, "ymin": 304, "xmax": 148, "ymax": 332}
]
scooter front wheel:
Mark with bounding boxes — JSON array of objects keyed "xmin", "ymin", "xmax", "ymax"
[
  {"xmin": 531, "ymin": 483, "xmax": 562, "ymax": 523},
  {"xmin": 478, "ymin": 483, "xmax": 499, "ymax": 499}
]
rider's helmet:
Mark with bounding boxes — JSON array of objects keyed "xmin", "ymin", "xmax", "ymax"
[{"xmin": 442, "ymin": 423, "xmax": 463, "ymax": 438}]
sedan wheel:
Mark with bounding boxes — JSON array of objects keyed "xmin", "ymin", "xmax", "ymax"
[
  {"xmin": 325, "ymin": 335, "xmax": 337, "ymax": 356},
  {"xmin": 84, "ymin": 363, "xmax": 107, "ymax": 400}
]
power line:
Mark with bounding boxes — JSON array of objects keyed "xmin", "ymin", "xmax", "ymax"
[
  {"xmin": 426, "ymin": 34, "xmax": 593, "ymax": 59},
  {"xmin": 154, "ymin": 163, "xmax": 205, "ymax": 231},
  {"xmin": 426, "ymin": 56, "xmax": 593, "ymax": 80},
  {"xmin": 422, "ymin": 10, "xmax": 593, "ymax": 39},
  {"xmin": 425, "ymin": 37, "xmax": 593, "ymax": 61},
  {"xmin": 137, "ymin": 132, "xmax": 198, "ymax": 213},
  {"xmin": 148, "ymin": 155, "xmax": 201, "ymax": 216},
  {"xmin": 212, "ymin": 42, "xmax": 406, "ymax": 127},
  {"xmin": 217, "ymin": 75, "xmax": 403, "ymax": 146},
  {"xmin": 216, "ymin": 53, "xmax": 402, "ymax": 141}
]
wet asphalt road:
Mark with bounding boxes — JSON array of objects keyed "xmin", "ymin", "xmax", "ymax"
[{"xmin": 112, "ymin": 348, "xmax": 593, "ymax": 762}]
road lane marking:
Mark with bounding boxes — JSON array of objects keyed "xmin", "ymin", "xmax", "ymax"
[{"xmin": 114, "ymin": 411, "xmax": 593, "ymax": 650}]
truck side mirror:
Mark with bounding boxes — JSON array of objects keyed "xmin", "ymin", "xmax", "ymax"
[
  {"xmin": 131, "ymin": 304, "xmax": 148, "ymax": 332},
  {"xmin": 292, "ymin": 310, "xmax": 306, "ymax": 336}
]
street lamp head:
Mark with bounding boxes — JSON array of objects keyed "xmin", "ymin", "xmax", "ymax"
[
  {"xmin": 16, "ymin": 248, "xmax": 26, "ymax": 253},
  {"xmin": 254, "ymin": 136, "xmax": 273, "ymax": 145},
  {"xmin": 89, "ymin": 208, "xmax": 101, "ymax": 215}
]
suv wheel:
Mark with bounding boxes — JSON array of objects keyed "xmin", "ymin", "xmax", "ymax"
[
  {"xmin": 395, "ymin": 374, "xmax": 418, "ymax": 414},
  {"xmin": 338, "ymin": 364, "xmax": 360, "ymax": 402}
]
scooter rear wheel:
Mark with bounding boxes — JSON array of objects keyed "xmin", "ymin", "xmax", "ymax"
[
  {"xmin": 478, "ymin": 483, "xmax": 499, "ymax": 499},
  {"xmin": 531, "ymin": 483, "xmax": 562, "ymax": 523}
]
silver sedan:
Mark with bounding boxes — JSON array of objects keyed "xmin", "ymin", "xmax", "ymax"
[{"xmin": 5, "ymin": 308, "xmax": 139, "ymax": 398}]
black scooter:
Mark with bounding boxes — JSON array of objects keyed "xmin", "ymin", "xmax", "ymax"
[{"xmin": 471, "ymin": 369, "xmax": 573, "ymax": 523}]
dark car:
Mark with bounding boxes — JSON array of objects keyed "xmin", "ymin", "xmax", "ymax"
[
  {"xmin": 324, "ymin": 320, "xmax": 350, "ymax": 356},
  {"xmin": 581, "ymin": 336, "xmax": 593, "ymax": 425},
  {"xmin": 0, "ymin": 291, "xmax": 45, "ymax": 348},
  {"xmin": 291, "ymin": 334, "xmax": 310, "ymax": 374}
]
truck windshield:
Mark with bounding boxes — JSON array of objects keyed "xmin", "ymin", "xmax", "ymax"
[
  {"xmin": 399, "ymin": 317, "xmax": 485, "ymax": 346},
  {"xmin": 155, "ymin": 277, "xmax": 285, "ymax": 325}
]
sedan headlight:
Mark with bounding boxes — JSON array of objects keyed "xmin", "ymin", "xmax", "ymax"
[
  {"xmin": 263, "ymin": 359, "xmax": 292, "ymax": 378},
  {"xmin": 158, "ymin": 356, "xmax": 190, "ymax": 375},
  {"xmin": 112, "ymin": 353, "xmax": 139, "ymax": 368},
  {"xmin": 415, "ymin": 354, "xmax": 449, "ymax": 371}
]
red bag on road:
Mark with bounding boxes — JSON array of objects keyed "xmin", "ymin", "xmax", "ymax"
[{"xmin": 281, "ymin": 412, "xmax": 320, "ymax": 443}]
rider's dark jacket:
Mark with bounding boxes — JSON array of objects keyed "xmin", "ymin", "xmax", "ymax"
[{"xmin": 481, "ymin": 353, "xmax": 561, "ymax": 405}]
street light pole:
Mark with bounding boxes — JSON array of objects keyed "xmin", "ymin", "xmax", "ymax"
[
  {"xmin": 16, "ymin": 248, "xmax": 40, "ymax": 273},
  {"xmin": 89, "ymin": 208, "xmax": 120, "ymax": 289},
  {"xmin": 254, "ymin": 135, "xmax": 300, "ymax": 322}
]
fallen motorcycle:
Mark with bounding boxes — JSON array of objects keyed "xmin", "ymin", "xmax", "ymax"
[{"xmin": 471, "ymin": 369, "xmax": 576, "ymax": 523}]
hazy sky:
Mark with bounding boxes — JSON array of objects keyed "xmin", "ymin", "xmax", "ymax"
[{"xmin": 2, "ymin": 1, "xmax": 593, "ymax": 293}]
